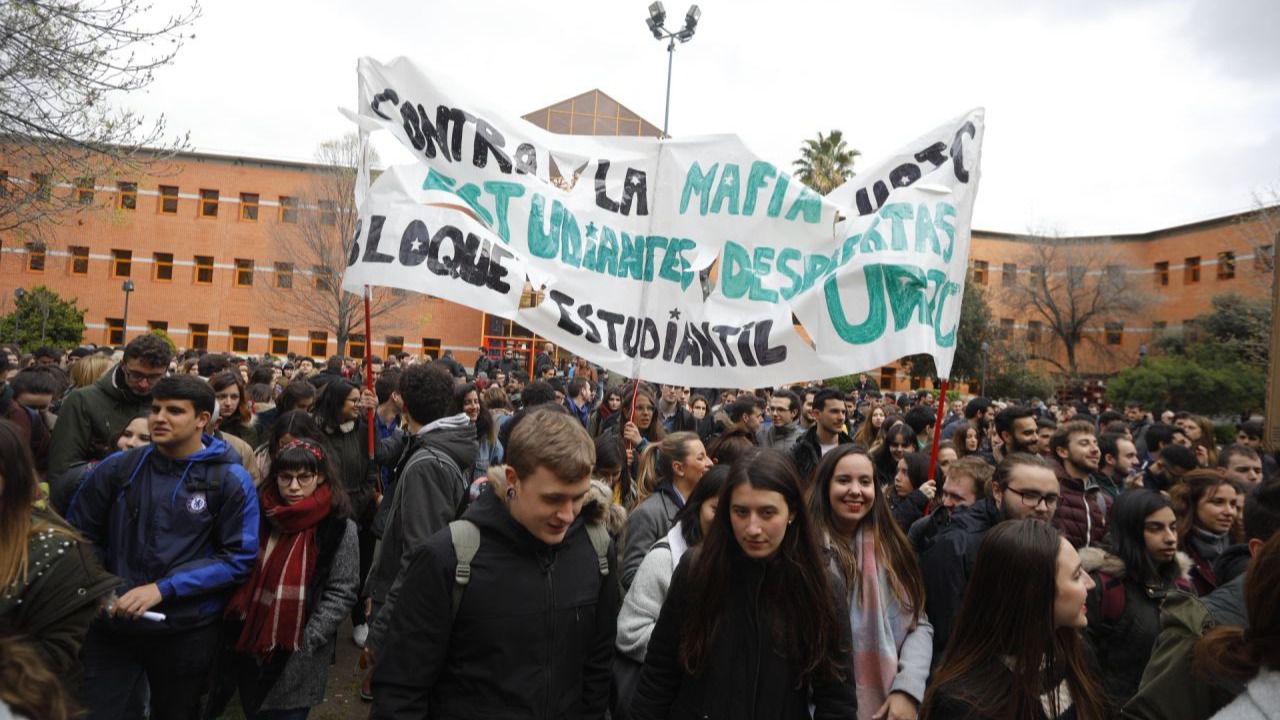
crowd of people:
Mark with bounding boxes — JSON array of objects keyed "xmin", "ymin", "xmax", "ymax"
[{"xmin": 1, "ymin": 335, "xmax": 1279, "ymax": 720}]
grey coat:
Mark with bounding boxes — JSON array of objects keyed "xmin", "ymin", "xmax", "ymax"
[
  {"xmin": 261, "ymin": 519, "xmax": 360, "ymax": 710},
  {"xmin": 620, "ymin": 483, "xmax": 683, "ymax": 592}
]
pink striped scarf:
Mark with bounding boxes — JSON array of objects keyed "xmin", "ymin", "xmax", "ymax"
[{"xmin": 848, "ymin": 525, "xmax": 912, "ymax": 720}]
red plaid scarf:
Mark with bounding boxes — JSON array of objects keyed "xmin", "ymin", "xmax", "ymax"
[{"xmin": 226, "ymin": 483, "xmax": 332, "ymax": 657}]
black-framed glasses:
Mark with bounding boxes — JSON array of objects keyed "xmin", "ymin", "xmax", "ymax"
[
  {"xmin": 277, "ymin": 472, "xmax": 318, "ymax": 488},
  {"xmin": 124, "ymin": 367, "xmax": 166, "ymax": 384},
  {"xmin": 1005, "ymin": 486, "xmax": 1060, "ymax": 508}
]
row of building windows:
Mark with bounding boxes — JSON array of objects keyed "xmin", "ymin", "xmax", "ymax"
[
  {"xmin": 0, "ymin": 171, "xmax": 336, "ymax": 224},
  {"xmin": 993, "ymin": 318, "xmax": 1198, "ymax": 346},
  {"xmin": 970, "ymin": 249, "xmax": 1271, "ymax": 288},
  {"xmin": 102, "ymin": 322, "xmax": 442, "ymax": 359}
]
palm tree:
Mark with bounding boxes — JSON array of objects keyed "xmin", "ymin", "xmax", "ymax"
[{"xmin": 793, "ymin": 130, "xmax": 859, "ymax": 195}]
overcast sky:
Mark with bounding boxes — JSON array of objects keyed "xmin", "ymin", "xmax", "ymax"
[{"xmin": 122, "ymin": 0, "xmax": 1279, "ymax": 235}]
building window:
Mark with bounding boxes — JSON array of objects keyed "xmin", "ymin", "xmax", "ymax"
[
  {"xmin": 1217, "ymin": 251, "xmax": 1235, "ymax": 280},
  {"xmin": 111, "ymin": 249, "xmax": 132, "ymax": 278},
  {"xmin": 309, "ymin": 331, "xmax": 328, "ymax": 358},
  {"xmin": 106, "ymin": 318, "xmax": 125, "ymax": 345},
  {"xmin": 230, "ymin": 326, "xmax": 250, "ymax": 353},
  {"xmin": 234, "ymin": 258, "xmax": 254, "ymax": 287},
  {"xmin": 1257, "ymin": 245, "xmax": 1274, "ymax": 271},
  {"xmin": 32, "ymin": 173, "xmax": 51, "ymax": 201},
  {"xmin": 199, "ymin": 189, "xmax": 219, "ymax": 217},
  {"xmin": 998, "ymin": 318, "xmax": 1014, "ymax": 340},
  {"xmin": 1184, "ymin": 256, "xmax": 1200, "ymax": 284},
  {"xmin": 148, "ymin": 320, "xmax": 168, "ymax": 334},
  {"xmin": 153, "ymin": 252, "xmax": 174, "ymax": 281},
  {"xmin": 69, "ymin": 246, "xmax": 89, "ymax": 275},
  {"xmin": 385, "ymin": 336, "xmax": 405, "ymax": 357},
  {"xmin": 194, "ymin": 255, "xmax": 214, "ymax": 284},
  {"xmin": 313, "ymin": 265, "xmax": 333, "ymax": 291},
  {"xmin": 269, "ymin": 328, "xmax": 289, "ymax": 355},
  {"xmin": 274, "ymin": 262, "xmax": 294, "ymax": 289},
  {"xmin": 318, "ymin": 200, "xmax": 338, "ymax": 226},
  {"xmin": 1026, "ymin": 320, "xmax": 1042, "ymax": 343},
  {"xmin": 159, "ymin": 185, "xmax": 179, "ymax": 214},
  {"xmin": 25, "ymin": 242, "xmax": 46, "ymax": 272},
  {"xmin": 118, "ymin": 181, "xmax": 137, "ymax": 210},
  {"xmin": 77, "ymin": 177, "xmax": 95, "ymax": 205},
  {"xmin": 422, "ymin": 337, "xmax": 442, "ymax": 359},
  {"xmin": 1105, "ymin": 321, "xmax": 1124, "ymax": 345},
  {"xmin": 1001, "ymin": 263, "xmax": 1017, "ymax": 286},
  {"xmin": 1184, "ymin": 319, "xmax": 1200, "ymax": 342},
  {"xmin": 1152, "ymin": 320, "xmax": 1167, "ymax": 336},
  {"xmin": 879, "ymin": 367, "xmax": 895, "ymax": 391},
  {"xmin": 1154, "ymin": 261, "xmax": 1169, "ymax": 287},
  {"xmin": 240, "ymin": 193, "xmax": 259, "ymax": 221},
  {"xmin": 348, "ymin": 333, "xmax": 366, "ymax": 360},
  {"xmin": 0, "ymin": 170, "xmax": 8, "ymax": 197},
  {"xmin": 279, "ymin": 196, "xmax": 298, "ymax": 223},
  {"xmin": 972, "ymin": 260, "xmax": 988, "ymax": 285},
  {"xmin": 1030, "ymin": 265, "xmax": 1046, "ymax": 286},
  {"xmin": 190, "ymin": 323, "xmax": 209, "ymax": 350},
  {"xmin": 1067, "ymin": 265, "xmax": 1086, "ymax": 288},
  {"xmin": 1105, "ymin": 265, "xmax": 1125, "ymax": 286}
]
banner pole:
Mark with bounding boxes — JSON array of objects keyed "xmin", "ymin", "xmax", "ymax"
[
  {"xmin": 364, "ymin": 285, "xmax": 375, "ymax": 464},
  {"xmin": 927, "ymin": 378, "xmax": 949, "ymax": 482}
]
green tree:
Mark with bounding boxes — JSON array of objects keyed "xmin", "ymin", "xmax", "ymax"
[
  {"xmin": 0, "ymin": 285, "xmax": 87, "ymax": 349},
  {"xmin": 907, "ymin": 278, "xmax": 995, "ymax": 382},
  {"xmin": 986, "ymin": 363, "xmax": 1057, "ymax": 402},
  {"xmin": 1106, "ymin": 355, "xmax": 1264, "ymax": 417},
  {"xmin": 793, "ymin": 130, "xmax": 859, "ymax": 195},
  {"xmin": 1195, "ymin": 292, "xmax": 1270, "ymax": 365}
]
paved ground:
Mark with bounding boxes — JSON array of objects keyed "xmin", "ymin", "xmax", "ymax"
[{"xmin": 216, "ymin": 618, "xmax": 371, "ymax": 720}]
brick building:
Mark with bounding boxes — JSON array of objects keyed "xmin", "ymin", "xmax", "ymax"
[{"xmin": 2, "ymin": 90, "xmax": 1274, "ymax": 389}]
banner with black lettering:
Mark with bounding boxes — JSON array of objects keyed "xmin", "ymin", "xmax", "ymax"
[{"xmin": 344, "ymin": 56, "xmax": 985, "ymax": 386}]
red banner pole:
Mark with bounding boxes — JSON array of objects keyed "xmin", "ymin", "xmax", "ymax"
[
  {"xmin": 927, "ymin": 378, "xmax": 950, "ymax": 482},
  {"xmin": 364, "ymin": 285, "xmax": 375, "ymax": 462}
]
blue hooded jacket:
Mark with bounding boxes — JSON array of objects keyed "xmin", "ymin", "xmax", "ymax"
[{"xmin": 68, "ymin": 434, "xmax": 260, "ymax": 634}]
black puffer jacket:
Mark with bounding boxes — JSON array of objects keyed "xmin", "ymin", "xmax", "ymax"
[
  {"xmin": 630, "ymin": 552, "xmax": 857, "ymax": 720},
  {"xmin": 370, "ymin": 488, "xmax": 618, "ymax": 720},
  {"xmin": 920, "ymin": 496, "xmax": 1003, "ymax": 659},
  {"xmin": 790, "ymin": 425, "xmax": 853, "ymax": 484},
  {"xmin": 1080, "ymin": 547, "xmax": 1191, "ymax": 710}
]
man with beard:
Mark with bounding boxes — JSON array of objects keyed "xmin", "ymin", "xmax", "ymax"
[
  {"xmin": 1049, "ymin": 420, "xmax": 1108, "ymax": 548},
  {"xmin": 920, "ymin": 453, "xmax": 1059, "ymax": 658},
  {"xmin": 1097, "ymin": 432, "xmax": 1140, "ymax": 498},
  {"xmin": 1144, "ymin": 443, "xmax": 1198, "ymax": 492},
  {"xmin": 908, "ymin": 456, "xmax": 993, "ymax": 552},
  {"xmin": 993, "ymin": 405, "xmax": 1040, "ymax": 462}
]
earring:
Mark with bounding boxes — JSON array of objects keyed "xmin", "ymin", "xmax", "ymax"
[{"xmin": 506, "ymin": 487, "xmax": 515, "ymax": 500}]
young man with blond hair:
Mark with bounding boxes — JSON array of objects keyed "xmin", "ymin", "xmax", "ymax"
[{"xmin": 371, "ymin": 407, "xmax": 618, "ymax": 719}]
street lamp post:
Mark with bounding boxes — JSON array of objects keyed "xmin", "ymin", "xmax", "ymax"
[
  {"xmin": 121, "ymin": 280, "xmax": 135, "ymax": 344},
  {"xmin": 12, "ymin": 287, "xmax": 25, "ymax": 345},
  {"xmin": 645, "ymin": 2, "xmax": 701, "ymax": 138},
  {"xmin": 980, "ymin": 341, "xmax": 990, "ymax": 396}
]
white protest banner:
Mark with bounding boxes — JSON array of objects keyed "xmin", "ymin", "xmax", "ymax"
[{"xmin": 343, "ymin": 57, "xmax": 985, "ymax": 386}]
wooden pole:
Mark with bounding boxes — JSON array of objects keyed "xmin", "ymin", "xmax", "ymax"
[{"xmin": 927, "ymin": 378, "xmax": 950, "ymax": 482}]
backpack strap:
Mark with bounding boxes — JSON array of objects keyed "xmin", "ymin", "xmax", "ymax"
[
  {"xmin": 1099, "ymin": 572, "xmax": 1126, "ymax": 622},
  {"xmin": 586, "ymin": 521, "xmax": 610, "ymax": 577},
  {"xmin": 449, "ymin": 519, "xmax": 482, "ymax": 620}
]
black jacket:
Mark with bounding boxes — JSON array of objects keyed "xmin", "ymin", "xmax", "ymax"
[
  {"xmin": 630, "ymin": 552, "xmax": 857, "ymax": 720},
  {"xmin": 790, "ymin": 425, "xmax": 853, "ymax": 484},
  {"xmin": 923, "ymin": 665, "xmax": 1070, "ymax": 720},
  {"xmin": 908, "ymin": 504, "xmax": 952, "ymax": 553},
  {"xmin": 890, "ymin": 489, "xmax": 930, "ymax": 532},
  {"xmin": 920, "ymin": 496, "xmax": 1003, "ymax": 660},
  {"xmin": 370, "ymin": 489, "xmax": 618, "ymax": 719}
]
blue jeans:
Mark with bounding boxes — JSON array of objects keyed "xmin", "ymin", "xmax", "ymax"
[{"xmin": 79, "ymin": 622, "xmax": 220, "ymax": 720}]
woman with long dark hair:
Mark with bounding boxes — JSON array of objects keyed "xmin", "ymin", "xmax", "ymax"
[
  {"xmin": 0, "ymin": 419, "xmax": 115, "ymax": 684},
  {"xmin": 211, "ymin": 370, "xmax": 259, "ymax": 447},
  {"xmin": 252, "ymin": 410, "xmax": 325, "ymax": 481},
  {"xmin": 853, "ymin": 405, "xmax": 887, "ymax": 449},
  {"xmin": 222, "ymin": 440, "xmax": 359, "ymax": 719},
  {"xmin": 457, "ymin": 382, "xmax": 502, "ymax": 481},
  {"xmin": 1172, "ymin": 469, "xmax": 1243, "ymax": 595},
  {"xmin": 889, "ymin": 452, "xmax": 935, "ymax": 532},
  {"xmin": 631, "ymin": 450, "xmax": 857, "ymax": 720},
  {"xmin": 589, "ymin": 387, "xmax": 623, "ymax": 439},
  {"xmin": 1080, "ymin": 489, "xmax": 1190, "ymax": 709},
  {"xmin": 615, "ymin": 465, "xmax": 729, "ymax": 719},
  {"xmin": 922, "ymin": 519, "xmax": 1107, "ymax": 720},
  {"xmin": 1192, "ymin": 531, "xmax": 1280, "ymax": 718},
  {"xmin": 809, "ymin": 445, "xmax": 933, "ymax": 719},
  {"xmin": 620, "ymin": 431, "xmax": 712, "ymax": 592},
  {"xmin": 874, "ymin": 422, "xmax": 916, "ymax": 487}
]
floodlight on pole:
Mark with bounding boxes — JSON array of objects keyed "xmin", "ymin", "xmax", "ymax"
[
  {"xmin": 644, "ymin": 3, "xmax": 702, "ymax": 138},
  {"xmin": 121, "ymin": 279, "xmax": 135, "ymax": 344}
]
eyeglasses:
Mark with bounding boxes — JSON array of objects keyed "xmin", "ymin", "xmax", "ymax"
[
  {"xmin": 1005, "ymin": 486, "xmax": 1060, "ymax": 508},
  {"xmin": 124, "ymin": 367, "xmax": 166, "ymax": 384},
  {"xmin": 277, "ymin": 472, "xmax": 318, "ymax": 488},
  {"xmin": 768, "ymin": 406, "xmax": 792, "ymax": 415}
]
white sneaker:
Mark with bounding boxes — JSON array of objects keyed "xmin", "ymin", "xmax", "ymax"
[{"xmin": 352, "ymin": 623, "xmax": 369, "ymax": 648}]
